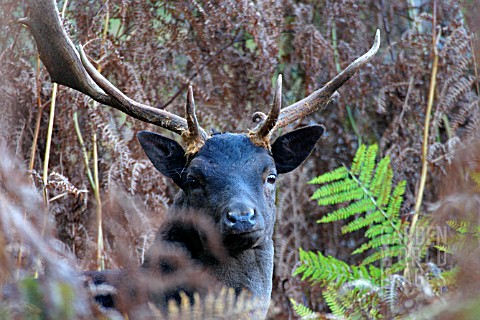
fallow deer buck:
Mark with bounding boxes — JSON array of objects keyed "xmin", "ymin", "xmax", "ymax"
[{"xmin": 22, "ymin": 0, "xmax": 380, "ymax": 318}]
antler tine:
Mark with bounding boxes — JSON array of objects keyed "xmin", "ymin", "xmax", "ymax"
[
  {"xmin": 275, "ymin": 29, "xmax": 381, "ymax": 129},
  {"xmin": 78, "ymin": 46, "xmax": 191, "ymax": 135},
  {"xmin": 248, "ymin": 75, "xmax": 282, "ymax": 148},
  {"xmin": 23, "ymin": 0, "xmax": 190, "ymax": 136},
  {"xmin": 183, "ymin": 86, "xmax": 207, "ymax": 155}
]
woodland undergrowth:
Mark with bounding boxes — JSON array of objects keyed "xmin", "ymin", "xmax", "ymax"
[{"xmin": 1, "ymin": 0, "xmax": 480, "ymax": 318}]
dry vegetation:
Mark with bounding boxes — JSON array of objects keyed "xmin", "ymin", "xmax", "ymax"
[{"xmin": 1, "ymin": 0, "xmax": 480, "ymax": 318}]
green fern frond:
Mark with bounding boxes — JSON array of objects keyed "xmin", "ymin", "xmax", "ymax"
[
  {"xmin": 311, "ymin": 178, "xmax": 359, "ymax": 200},
  {"xmin": 368, "ymin": 265, "xmax": 383, "ymax": 281},
  {"xmin": 438, "ymin": 219, "xmax": 480, "ymax": 256},
  {"xmin": 359, "ymin": 144, "xmax": 378, "ymax": 187},
  {"xmin": 323, "ymin": 286, "xmax": 346, "ymax": 317},
  {"xmin": 353, "ymin": 233, "xmax": 402, "ymax": 255},
  {"xmin": 364, "ymin": 219, "xmax": 398, "ymax": 239},
  {"xmin": 446, "ymin": 219, "xmax": 468, "ymax": 234},
  {"xmin": 341, "ymin": 210, "xmax": 385, "ymax": 233},
  {"xmin": 369, "ymin": 156, "xmax": 391, "ymax": 199},
  {"xmin": 309, "ymin": 166, "xmax": 349, "ymax": 185},
  {"xmin": 351, "ymin": 144, "xmax": 368, "ymax": 175},
  {"xmin": 295, "ymin": 249, "xmax": 384, "ymax": 288},
  {"xmin": 360, "ymin": 245, "xmax": 405, "ymax": 266},
  {"xmin": 317, "ymin": 198, "xmax": 376, "ymax": 224},
  {"xmin": 386, "ymin": 181, "xmax": 406, "ymax": 216},
  {"xmin": 314, "ymin": 187, "xmax": 365, "ymax": 206},
  {"xmin": 434, "ymin": 244, "xmax": 453, "ymax": 254},
  {"xmin": 386, "ymin": 260, "xmax": 407, "ymax": 275},
  {"xmin": 351, "ymin": 265, "xmax": 380, "ymax": 282},
  {"xmin": 289, "ymin": 299, "xmax": 318, "ymax": 319},
  {"xmin": 297, "ymin": 144, "xmax": 414, "ymax": 318},
  {"xmin": 294, "ymin": 249, "xmax": 352, "ymax": 285},
  {"xmin": 312, "ymin": 144, "xmax": 406, "ymax": 259}
]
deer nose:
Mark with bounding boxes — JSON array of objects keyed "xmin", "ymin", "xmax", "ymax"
[{"xmin": 223, "ymin": 206, "xmax": 256, "ymax": 233}]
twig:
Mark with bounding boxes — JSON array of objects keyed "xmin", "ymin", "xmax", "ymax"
[
  {"xmin": 29, "ymin": 55, "xmax": 44, "ymax": 171},
  {"xmin": 42, "ymin": 83, "xmax": 57, "ymax": 211},
  {"xmin": 404, "ymin": 3, "xmax": 440, "ymax": 278},
  {"xmin": 92, "ymin": 0, "xmax": 110, "ymax": 271},
  {"xmin": 49, "ymin": 190, "xmax": 88, "ymax": 203},
  {"xmin": 18, "ymin": 54, "xmax": 45, "ymax": 276},
  {"xmin": 93, "ymin": 133, "xmax": 104, "ymax": 271},
  {"xmin": 470, "ymin": 36, "xmax": 480, "ymax": 96},
  {"xmin": 73, "ymin": 112, "xmax": 95, "ymax": 188}
]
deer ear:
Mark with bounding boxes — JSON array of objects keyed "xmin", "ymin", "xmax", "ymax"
[
  {"xmin": 271, "ymin": 125, "xmax": 324, "ymax": 174},
  {"xmin": 137, "ymin": 131, "xmax": 187, "ymax": 186}
]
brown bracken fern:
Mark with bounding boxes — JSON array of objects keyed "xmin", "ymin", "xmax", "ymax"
[{"xmin": 1, "ymin": 0, "xmax": 479, "ymax": 318}]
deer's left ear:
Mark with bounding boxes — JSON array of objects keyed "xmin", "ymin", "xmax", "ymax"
[
  {"xmin": 271, "ymin": 125, "xmax": 324, "ymax": 174},
  {"xmin": 137, "ymin": 131, "xmax": 187, "ymax": 187}
]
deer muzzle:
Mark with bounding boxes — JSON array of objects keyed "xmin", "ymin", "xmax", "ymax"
[{"xmin": 223, "ymin": 202, "xmax": 258, "ymax": 233}]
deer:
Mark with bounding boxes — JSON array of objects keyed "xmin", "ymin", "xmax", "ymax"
[{"xmin": 21, "ymin": 0, "xmax": 380, "ymax": 318}]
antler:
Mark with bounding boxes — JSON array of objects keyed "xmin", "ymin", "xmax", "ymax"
[
  {"xmin": 21, "ymin": 0, "xmax": 207, "ymax": 152},
  {"xmin": 250, "ymin": 29, "xmax": 381, "ymax": 147},
  {"xmin": 183, "ymin": 87, "xmax": 206, "ymax": 155},
  {"xmin": 249, "ymin": 75, "xmax": 282, "ymax": 149}
]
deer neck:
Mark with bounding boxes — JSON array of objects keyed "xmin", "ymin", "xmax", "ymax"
[
  {"xmin": 170, "ymin": 193, "xmax": 274, "ymax": 299},
  {"xmin": 212, "ymin": 239, "xmax": 274, "ymax": 298},
  {"xmin": 209, "ymin": 239, "xmax": 273, "ymax": 319}
]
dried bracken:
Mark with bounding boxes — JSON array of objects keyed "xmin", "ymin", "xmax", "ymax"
[{"xmin": 1, "ymin": 0, "xmax": 479, "ymax": 318}]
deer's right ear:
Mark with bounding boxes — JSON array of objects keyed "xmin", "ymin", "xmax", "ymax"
[{"xmin": 137, "ymin": 131, "xmax": 187, "ymax": 186}]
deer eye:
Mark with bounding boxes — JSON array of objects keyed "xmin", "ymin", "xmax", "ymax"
[
  {"xmin": 185, "ymin": 177, "xmax": 202, "ymax": 190},
  {"xmin": 266, "ymin": 174, "xmax": 276, "ymax": 184}
]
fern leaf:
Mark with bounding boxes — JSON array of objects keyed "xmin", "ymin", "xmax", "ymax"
[
  {"xmin": 351, "ymin": 144, "xmax": 367, "ymax": 175},
  {"xmin": 434, "ymin": 244, "xmax": 453, "ymax": 254},
  {"xmin": 369, "ymin": 156, "xmax": 391, "ymax": 200},
  {"xmin": 308, "ymin": 166, "xmax": 349, "ymax": 184},
  {"xmin": 379, "ymin": 171, "xmax": 394, "ymax": 208},
  {"xmin": 446, "ymin": 219, "xmax": 468, "ymax": 234},
  {"xmin": 350, "ymin": 264, "xmax": 375, "ymax": 281},
  {"xmin": 315, "ymin": 187, "xmax": 365, "ymax": 206},
  {"xmin": 353, "ymin": 233, "xmax": 401, "ymax": 255},
  {"xmin": 295, "ymin": 249, "xmax": 352, "ymax": 285},
  {"xmin": 386, "ymin": 260, "xmax": 407, "ymax": 275},
  {"xmin": 386, "ymin": 181, "xmax": 406, "ymax": 217},
  {"xmin": 358, "ymin": 144, "xmax": 378, "ymax": 187},
  {"xmin": 342, "ymin": 210, "xmax": 385, "ymax": 233},
  {"xmin": 323, "ymin": 287, "xmax": 346, "ymax": 317},
  {"xmin": 289, "ymin": 299, "xmax": 318, "ymax": 319},
  {"xmin": 302, "ymin": 143, "xmax": 410, "ymax": 318},
  {"xmin": 364, "ymin": 222, "xmax": 394, "ymax": 239},
  {"xmin": 368, "ymin": 265, "xmax": 383, "ymax": 283},
  {"xmin": 383, "ymin": 275, "xmax": 407, "ymax": 311},
  {"xmin": 310, "ymin": 178, "xmax": 359, "ymax": 200},
  {"xmin": 360, "ymin": 245, "xmax": 405, "ymax": 266},
  {"xmin": 355, "ymin": 225, "xmax": 403, "ymax": 254},
  {"xmin": 318, "ymin": 198, "xmax": 376, "ymax": 224}
]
